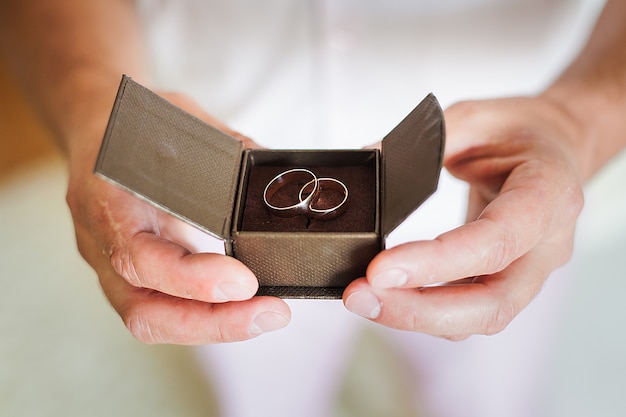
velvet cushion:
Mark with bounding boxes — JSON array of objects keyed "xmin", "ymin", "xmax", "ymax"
[{"xmin": 241, "ymin": 161, "xmax": 376, "ymax": 233}]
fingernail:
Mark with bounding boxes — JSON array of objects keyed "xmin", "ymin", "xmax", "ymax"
[
  {"xmin": 249, "ymin": 311, "xmax": 290, "ymax": 336},
  {"xmin": 372, "ymin": 268, "xmax": 408, "ymax": 289},
  {"xmin": 214, "ymin": 282, "xmax": 255, "ymax": 302},
  {"xmin": 345, "ymin": 291, "xmax": 382, "ymax": 319}
]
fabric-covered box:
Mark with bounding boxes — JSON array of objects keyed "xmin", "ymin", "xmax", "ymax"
[{"xmin": 95, "ymin": 76, "xmax": 444, "ymax": 298}]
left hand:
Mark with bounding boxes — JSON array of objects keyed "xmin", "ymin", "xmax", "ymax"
[
  {"xmin": 66, "ymin": 90, "xmax": 290, "ymax": 344},
  {"xmin": 343, "ymin": 96, "xmax": 587, "ymax": 340}
]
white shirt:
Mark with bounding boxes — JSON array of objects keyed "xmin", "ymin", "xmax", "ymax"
[{"xmin": 137, "ymin": 0, "xmax": 602, "ymax": 150}]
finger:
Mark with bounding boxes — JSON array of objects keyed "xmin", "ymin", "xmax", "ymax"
[
  {"xmin": 344, "ymin": 244, "xmax": 556, "ymax": 339},
  {"xmin": 442, "ymin": 98, "xmax": 542, "ymax": 162},
  {"xmin": 368, "ymin": 162, "xmax": 580, "ymax": 289},
  {"xmin": 78, "ymin": 216, "xmax": 290, "ymax": 344},
  {"xmin": 99, "ymin": 262, "xmax": 290, "ymax": 344},
  {"xmin": 76, "ymin": 182, "xmax": 259, "ymax": 303},
  {"xmin": 109, "ymin": 231, "xmax": 259, "ymax": 303}
]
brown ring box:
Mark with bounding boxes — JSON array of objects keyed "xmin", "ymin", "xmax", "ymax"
[{"xmin": 95, "ymin": 75, "xmax": 445, "ymax": 299}]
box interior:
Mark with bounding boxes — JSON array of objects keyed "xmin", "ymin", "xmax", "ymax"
[{"xmin": 237, "ymin": 150, "xmax": 377, "ymax": 233}]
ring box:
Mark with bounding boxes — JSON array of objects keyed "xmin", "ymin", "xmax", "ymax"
[{"xmin": 95, "ymin": 76, "xmax": 445, "ymax": 299}]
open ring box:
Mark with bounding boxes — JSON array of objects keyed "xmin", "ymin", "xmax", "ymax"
[{"xmin": 95, "ymin": 76, "xmax": 445, "ymax": 299}]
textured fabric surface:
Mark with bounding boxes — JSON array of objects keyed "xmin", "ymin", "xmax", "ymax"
[
  {"xmin": 96, "ymin": 76, "xmax": 243, "ymax": 239},
  {"xmin": 233, "ymin": 232, "xmax": 379, "ymax": 294},
  {"xmin": 95, "ymin": 83, "xmax": 444, "ymax": 297},
  {"xmin": 381, "ymin": 94, "xmax": 445, "ymax": 237}
]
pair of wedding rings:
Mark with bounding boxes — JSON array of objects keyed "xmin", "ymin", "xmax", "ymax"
[{"xmin": 263, "ymin": 168, "xmax": 349, "ymax": 221}]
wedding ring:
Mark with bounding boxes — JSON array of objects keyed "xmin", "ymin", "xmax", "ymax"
[
  {"xmin": 263, "ymin": 168, "xmax": 319, "ymax": 217},
  {"xmin": 299, "ymin": 177, "xmax": 349, "ymax": 220}
]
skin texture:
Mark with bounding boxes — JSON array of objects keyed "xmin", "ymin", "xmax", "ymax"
[{"xmin": 1, "ymin": 0, "xmax": 626, "ymax": 343}]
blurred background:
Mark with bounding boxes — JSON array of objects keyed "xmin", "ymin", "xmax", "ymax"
[
  {"xmin": 2, "ymin": 5, "xmax": 626, "ymax": 414},
  {"xmin": 0, "ymin": 54, "xmax": 221, "ymax": 416}
]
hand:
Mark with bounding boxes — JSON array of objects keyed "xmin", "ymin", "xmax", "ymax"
[
  {"xmin": 66, "ymin": 91, "xmax": 290, "ymax": 344},
  {"xmin": 343, "ymin": 96, "xmax": 586, "ymax": 340}
]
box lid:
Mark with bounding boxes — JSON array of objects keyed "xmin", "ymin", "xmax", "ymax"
[
  {"xmin": 95, "ymin": 75, "xmax": 243, "ymax": 240},
  {"xmin": 381, "ymin": 94, "xmax": 445, "ymax": 237}
]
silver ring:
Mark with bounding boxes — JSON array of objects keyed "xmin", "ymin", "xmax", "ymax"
[
  {"xmin": 263, "ymin": 168, "xmax": 319, "ymax": 217},
  {"xmin": 299, "ymin": 177, "xmax": 349, "ymax": 220}
]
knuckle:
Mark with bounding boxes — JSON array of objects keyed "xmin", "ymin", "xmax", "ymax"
[
  {"xmin": 205, "ymin": 309, "xmax": 243, "ymax": 343},
  {"xmin": 483, "ymin": 231, "xmax": 519, "ymax": 274},
  {"xmin": 109, "ymin": 244, "xmax": 143, "ymax": 287},
  {"xmin": 552, "ymin": 234, "xmax": 576, "ymax": 268},
  {"xmin": 124, "ymin": 310, "xmax": 164, "ymax": 344},
  {"xmin": 551, "ymin": 173, "xmax": 584, "ymax": 227},
  {"xmin": 419, "ymin": 311, "xmax": 470, "ymax": 340},
  {"xmin": 565, "ymin": 183, "xmax": 585, "ymax": 222},
  {"xmin": 212, "ymin": 321, "xmax": 228, "ymax": 343},
  {"xmin": 481, "ymin": 299, "xmax": 517, "ymax": 336}
]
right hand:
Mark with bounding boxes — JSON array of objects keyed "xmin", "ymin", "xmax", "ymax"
[{"xmin": 66, "ymin": 91, "xmax": 291, "ymax": 344}]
